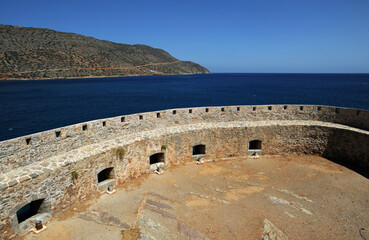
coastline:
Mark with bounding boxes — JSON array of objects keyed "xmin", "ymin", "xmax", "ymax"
[{"xmin": 0, "ymin": 72, "xmax": 210, "ymax": 81}]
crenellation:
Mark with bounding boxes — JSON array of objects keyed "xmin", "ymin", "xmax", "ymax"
[{"xmin": 0, "ymin": 105, "xmax": 369, "ymax": 239}]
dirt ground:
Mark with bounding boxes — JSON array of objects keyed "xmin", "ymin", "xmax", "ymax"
[{"xmin": 19, "ymin": 155, "xmax": 369, "ymax": 240}]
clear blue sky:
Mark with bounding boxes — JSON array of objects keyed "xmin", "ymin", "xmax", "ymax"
[{"xmin": 1, "ymin": 0, "xmax": 369, "ymax": 73}]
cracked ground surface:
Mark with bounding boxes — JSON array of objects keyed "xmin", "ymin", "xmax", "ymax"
[{"xmin": 18, "ymin": 155, "xmax": 369, "ymax": 240}]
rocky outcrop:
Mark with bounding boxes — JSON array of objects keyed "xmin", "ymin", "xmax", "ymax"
[{"xmin": 0, "ymin": 25, "xmax": 210, "ymax": 80}]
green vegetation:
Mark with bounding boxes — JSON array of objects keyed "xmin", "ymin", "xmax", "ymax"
[
  {"xmin": 161, "ymin": 144, "xmax": 168, "ymax": 150},
  {"xmin": 116, "ymin": 147, "xmax": 126, "ymax": 159},
  {"xmin": 71, "ymin": 171, "xmax": 79, "ymax": 181}
]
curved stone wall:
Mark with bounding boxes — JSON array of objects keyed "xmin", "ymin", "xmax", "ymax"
[
  {"xmin": 1, "ymin": 105, "xmax": 369, "ymax": 174},
  {"xmin": 0, "ymin": 105, "xmax": 368, "ymax": 239}
]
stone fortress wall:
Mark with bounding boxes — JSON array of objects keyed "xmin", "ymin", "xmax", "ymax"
[{"xmin": 0, "ymin": 105, "xmax": 369, "ymax": 239}]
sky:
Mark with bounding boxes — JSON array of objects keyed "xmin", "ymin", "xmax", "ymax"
[{"xmin": 1, "ymin": 0, "xmax": 369, "ymax": 73}]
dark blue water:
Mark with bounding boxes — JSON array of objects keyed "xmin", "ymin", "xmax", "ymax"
[{"xmin": 0, "ymin": 73, "xmax": 368, "ymax": 141}]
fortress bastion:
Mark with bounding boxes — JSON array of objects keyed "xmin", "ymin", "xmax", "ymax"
[{"xmin": 0, "ymin": 104, "xmax": 368, "ymax": 239}]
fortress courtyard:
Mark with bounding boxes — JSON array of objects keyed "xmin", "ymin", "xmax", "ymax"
[{"xmin": 18, "ymin": 155, "xmax": 369, "ymax": 240}]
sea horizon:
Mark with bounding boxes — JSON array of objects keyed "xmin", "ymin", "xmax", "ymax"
[{"xmin": 0, "ymin": 73, "xmax": 368, "ymax": 141}]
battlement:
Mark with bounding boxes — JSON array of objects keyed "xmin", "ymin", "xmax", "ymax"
[
  {"xmin": 1, "ymin": 105, "xmax": 368, "ymax": 174},
  {"xmin": 0, "ymin": 105, "xmax": 368, "ymax": 239}
]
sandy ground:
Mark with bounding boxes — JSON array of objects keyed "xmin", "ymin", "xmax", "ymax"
[{"xmin": 18, "ymin": 155, "xmax": 369, "ymax": 240}]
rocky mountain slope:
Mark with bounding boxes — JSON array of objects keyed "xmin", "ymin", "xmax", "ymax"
[{"xmin": 0, "ymin": 25, "xmax": 209, "ymax": 80}]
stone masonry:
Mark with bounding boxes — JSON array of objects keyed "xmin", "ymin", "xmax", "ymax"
[{"xmin": 0, "ymin": 105, "xmax": 368, "ymax": 239}]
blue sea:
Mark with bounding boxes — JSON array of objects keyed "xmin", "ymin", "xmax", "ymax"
[{"xmin": 0, "ymin": 73, "xmax": 368, "ymax": 141}]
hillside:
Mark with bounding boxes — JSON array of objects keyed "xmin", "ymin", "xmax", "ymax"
[{"xmin": 0, "ymin": 25, "xmax": 209, "ymax": 80}]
